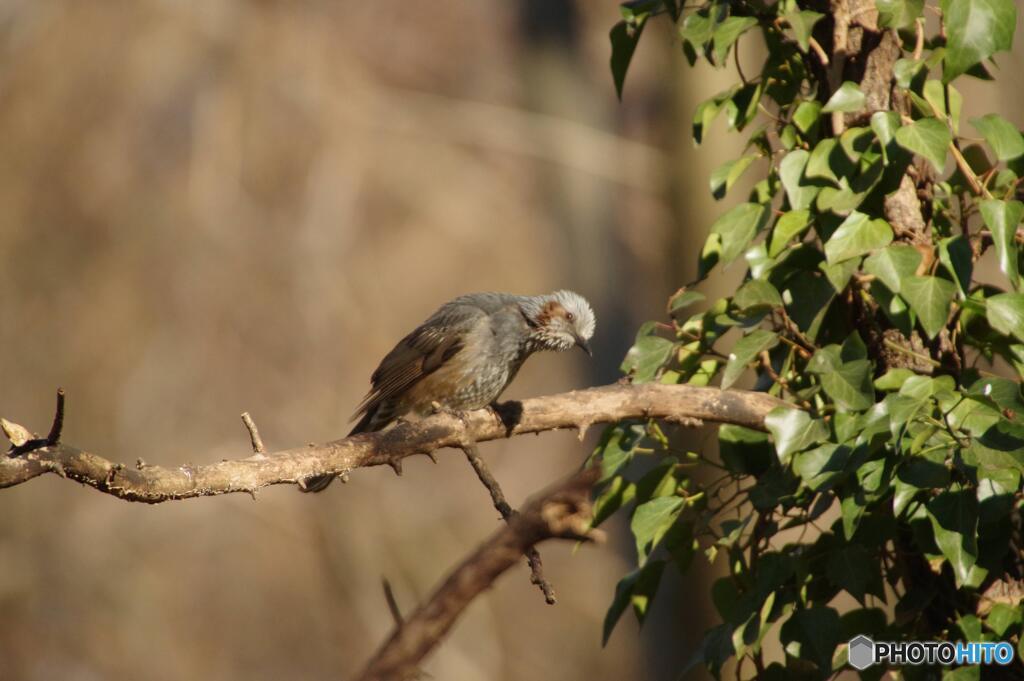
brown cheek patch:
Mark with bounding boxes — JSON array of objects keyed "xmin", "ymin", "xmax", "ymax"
[{"xmin": 537, "ymin": 301, "xmax": 565, "ymax": 326}]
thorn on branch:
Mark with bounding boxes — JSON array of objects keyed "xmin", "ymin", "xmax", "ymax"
[
  {"xmin": 46, "ymin": 388, "xmax": 65, "ymax": 445},
  {"xmin": 105, "ymin": 463, "xmax": 125, "ymax": 487},
  {"xmin": 240, "ymin": 412, "xmax": 266, "ymax": 455},
  {"xmin": 389, "ymin": 460, "xmax": 403, "ymax": 476},
  {"xmin": 381, "ymin": 578, "xmax": 403, "ymax": 626}
]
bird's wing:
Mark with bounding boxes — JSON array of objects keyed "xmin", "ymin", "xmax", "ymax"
[{"xmin": 350, "ymin": 302, "xmax": 486, "ymax": 424}]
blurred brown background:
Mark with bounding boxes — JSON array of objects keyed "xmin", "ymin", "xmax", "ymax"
[{"xmin": 2, "ymin": 2, "xmax": 1023, "ymax": 680}]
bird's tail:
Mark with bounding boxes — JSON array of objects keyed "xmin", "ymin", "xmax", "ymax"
[{"xmin": 298, "ymin": 408, "xmax": 379, "ymax": 493}]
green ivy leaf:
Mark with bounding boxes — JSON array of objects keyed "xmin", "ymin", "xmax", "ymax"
[
  {"xmin": 693, "ymin": 97, "xmax": 722, "ymax": 145},
  {"xmin": 921, "ymin": 80, "xmax": 943, "ymax": 117},
  {"xmin": 822, "ymin": 360, "xmax": 875, "ymax": 411},
  {"xmin": 678, "ymin": 12, "xmax": 713, "ymax": 50},
  {"xmin": 894, "ymin": 58, "xmax": 925, "ymax": 89},
  {"xmin": 822, "ymin": 82, "xmax": 866, "ymax": 113},
  {"xmin": 943, "ymin": 0, "xmax": 1017, "ymax": 83},
  {"xmin": 634, "ymin": 456, "xmax": 682, "ymax": 503},
  {"xmin": 971, "ymin": 114, "xmax": 1024, "ymax": 161},
  {"xmin": 783, "ymin": 10, "xmax": 824, "ymax": 51},
  {"xmin": 985, "ymin": 602, "xmax": 1023, "ymax": 637},
  {"xmin": 943, "ymin": 666, "xmax": 982, "ymax": 681},
  {"xmin": 592, "ymin": 475, "xmax": 636, "ymax": 526},
  {"xmin": 733, "ymin": 279, "xmax": 782, "ymax": 312},
  {"xmin": 842, "ymin": 493, "xmax": 866, "ymax": 539},
  {"xmin": 669, "ymin": 290, "xmax": 706, "ymax": 314},
  {"xmin": 632, "ymin": 496, "xmax": 685, "ymax": 564},
  {"xmin": 793, "ymin": 443, "xmax": 852, "ymax": 491},
  {"xmin": 826, "ymin": 544, "xmax": 873, "ymax": 602},
  {"xmin": 901, "ymin": 275, "xmax": 957, "ymax": 339},
  {"xmin": 712, "ymin": 16, "xmax": 758, "ymax": 64},
  {"xmin": 594, "ymin": 423, "xmax": 644, "ymax": 481},
  {"xmin": 708, "ymin": 202, "xmax": 771, "ymax": 266},
  {"xmin": 863, "ymin": 244, "xmax": 922, "ymax": 293},
  {"xmin": 820, "ymin": 258, "xmax": 859, "ymax": 292},
  {"xmin": 938, "ymin": 236, "xmax": 974, "ymax": 295},
  {"xmin": 871, "ymin": 111, "xmax": 901, "ymax": 148},
  {"xmin": 986, "ymin": 293, "xmax": 1024, "ymax": 341},
  {"xmin": 768, "ymin": 209, "xmax": 811, "ymax": 257},
  {"xmin": 610, "ymin": 14, "xmax": 649, "ymax": 99},
  {"xmin": 710, "ymin": 154, "xmax": 758, "ymax": 199},
  {"xmin": 629, "ymin": 559, "xmax": 666, "ymax": 625},
  {"xmin": 765, "ymin": 407, "xmax": 829, "ymax": 465},
  {"xmin": 722, "ymin": 329, "xmax": 779, "ymax": 388},
  {"xmin": 779, "ymin": 606, "xmax": 842, "ymax": 673},
  {"xmin": 894, "ymin": 455, "xmax": 950, "ymax": 516},
  {"xmin": 979, "ymin": 199, "xmax": 1023, "ymax": 288},
  {"xmin": 783, "ymin": 271, "xmax": 837, "ymax": 340},
  {"xmin": 871, "ymin": 111, "xmax": 901, "ymax": 163},
  {"xmin": 780, "ymin": 149, "xmax": 819, "ymax": 210},
  {"xmin": 877, "ymin": 0, "xmax": 925, "ymax": 29},
  {"xmin": 894, "ymin": 118, "xmax": 951, "ymax": 173},
  {"xmin": 839, "ymin": 127, "xmax": 874, "ymax": 163},
  {"xmin": 602, "ymin": 559, "xmax": 666, "ymax": 645},
  {"xmin": 807, "ymin": 139, "xmax": 853, "ymax": 185},
  {"xmin": 824, "ymin": 211, "xmax": 894, "ymax": 264},
  {"xmin": 724, "ymin": 82, "xmax": 762, "ymax": 131},
  {"xmin": 926, "ymin": 488, "xmax": 981, "ymax": 587},
  {"xmin": 622, "ymin": 323, "xmax": 675, "ymax": 382},
  {"xmin": 875, "ymin": 368, "xmax": 917, "ymax": 391},
  {"xmin": 793, "ymin": 101, "xmax": 822, "ymax": 134}
]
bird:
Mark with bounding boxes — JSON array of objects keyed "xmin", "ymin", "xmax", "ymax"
[{"xmin": 300, "ymin": 290, "xmax": 596, "ymax": 492}]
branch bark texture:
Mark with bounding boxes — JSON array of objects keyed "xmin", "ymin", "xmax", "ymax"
[{"xmin": 1, "ymin": 383, "xmax": 788, "ymax": 502}]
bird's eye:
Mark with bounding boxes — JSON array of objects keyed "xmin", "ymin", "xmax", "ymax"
[{"xmin": 566, "ymin": 312, "xmax": 575, "ymax": 322}]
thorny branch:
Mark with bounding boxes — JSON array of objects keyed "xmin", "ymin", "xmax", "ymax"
[
  {"xmin": 240, "ymin": 411, "xmax": 266, "ymax": 455},
  {"xmin": 0, "ymin": 383, "xmax": 789, "ymax": 503},
  {"xmin": 2, "ymin": 385, "xmax": 790, "ymax": 680}
]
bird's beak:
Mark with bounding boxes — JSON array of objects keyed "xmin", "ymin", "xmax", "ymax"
[{"xmin": 574, "ymin": 336, "xmax": 593, "ymax": 357}]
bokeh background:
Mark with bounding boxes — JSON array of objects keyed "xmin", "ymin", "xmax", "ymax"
[{"xmin": 2, "ymin": 2, "xmax": 1023, "ymax": 680}]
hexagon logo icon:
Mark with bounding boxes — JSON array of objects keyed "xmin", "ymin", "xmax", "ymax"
[{"xmin": 848, "ymin": 635, "xmax": 875, "ymax": 671}]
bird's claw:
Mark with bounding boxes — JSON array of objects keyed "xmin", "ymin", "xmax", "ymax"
[{"xmin": 430, "ymin": 402, "xmax": 471, "ymax": 429}]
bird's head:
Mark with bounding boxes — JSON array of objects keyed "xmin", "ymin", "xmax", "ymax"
[{"xmin": 521, "ymin": 290, "xmax": 596, "ymax": 356}]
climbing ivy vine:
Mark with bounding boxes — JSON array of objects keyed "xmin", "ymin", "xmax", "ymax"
[{"xmin": 596, "ymin": 0, "xmax": 1024, "ymax": 678}]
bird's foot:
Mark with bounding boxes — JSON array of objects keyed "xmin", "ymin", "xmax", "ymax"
[
  {"xmin": 430, "ymin": 401, "xmax": 471, "ymax": 429},
  {"xmin": 488, "ymin": 400, "xmax": 523, "ymax": 437}
]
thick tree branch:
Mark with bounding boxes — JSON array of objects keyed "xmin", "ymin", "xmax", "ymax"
[
  {"xmin": 0, "ymin": 383, "xmax": 789, "ymax": 503},
  {"xmin": 354, "ymin": 468, "xmax": 600, "ymax": 681}
]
